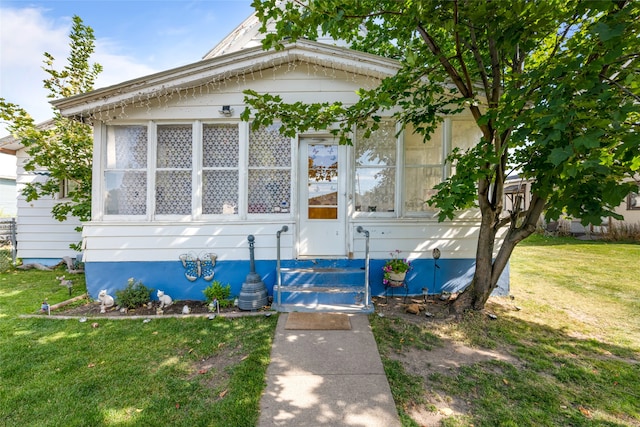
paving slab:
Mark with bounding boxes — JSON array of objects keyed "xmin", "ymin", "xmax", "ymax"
[{"xmin": 259, "ymin": 313, "xmax": 401, "ymax": 427}]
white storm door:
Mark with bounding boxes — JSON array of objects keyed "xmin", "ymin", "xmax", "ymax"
[{"xmin": 298, "ymin": 137, "xmax": 346, "ymax": 257}]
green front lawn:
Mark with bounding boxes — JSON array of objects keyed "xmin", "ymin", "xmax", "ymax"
[
  {"xmin": 373, "ymin": 235, "xmax": 640, "ymax": 426},
  {"xmin": 0, "ymin": 267, "xmax": 276, "ymax": 427}
]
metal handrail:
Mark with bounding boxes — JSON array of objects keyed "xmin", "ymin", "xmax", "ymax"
[
  {"xmin": 356, "ymin": 226, "xmax": 370, "ymax": 309},
  {"xmin": 275, "ymin": 225, "xmax": 289, "ymax": 308}
]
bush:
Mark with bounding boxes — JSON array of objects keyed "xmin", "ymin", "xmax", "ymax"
[
  {"xmin": 202, "ymin": 280, "xmax": 234, "ymax": 308},
  {"xmin": 604, "ymin": 221, "xmax": 640, "ymax": 242},
  {"xmin": 115, "ymin": 278, "xmax": 154, "ymax": 309}
]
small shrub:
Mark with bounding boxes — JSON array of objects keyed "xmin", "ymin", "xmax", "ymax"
[
  {"xmin": 603, "ymin": 221, "xmax": 640, "ymax": 242},
  {"xmin": 115, "ymin": 278, "xmax": 153, "ymax": 309},
  {"xmin": 203, "ymin": 280, "xmax": 234, "ymax": 308}
]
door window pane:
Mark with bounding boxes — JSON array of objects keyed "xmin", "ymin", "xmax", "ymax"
[{"xmin": 307, "ymin": 144, "xmax": 338, "ymax": 219}]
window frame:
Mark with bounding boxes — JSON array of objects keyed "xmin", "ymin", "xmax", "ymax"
[
  {"xmin": 100, "ymin": 120, "xmax": 295, "ymax": 221},
  {"xmin": 246, "ymin": 122, "xmax": 294, "ymax": 220},
  {"xmin": 153, "ymin": 122, "xmax": 195, "ymax": 220},
  {"xmin": 102, "ymin": 123, "xmax": 149, "ymax": 219},
  {"xmin": 352, "ymin": 120, "xmax": 400, "ymax": 218},
  {"xmin": 200, "ymin": 121, "xmax": 242, "ymax": 218},
  {"xmin": 401, "ymin": 120, "xmax": 449, "ymax": 218}
]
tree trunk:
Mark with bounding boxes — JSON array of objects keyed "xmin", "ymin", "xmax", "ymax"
[
  {"xmin": 450, "ymin": 194, "xmax": 546, "ymax": 314},
  {"xmin": 450, "ymin": 208, "xmax": 498, "ymax": 313}
]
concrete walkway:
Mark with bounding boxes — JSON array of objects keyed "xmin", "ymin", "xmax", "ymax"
[{"xmin": 259, "ymin": 313, "xmax": 401, "ymax": 427}]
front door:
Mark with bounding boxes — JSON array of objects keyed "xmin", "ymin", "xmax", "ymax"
[{"xmin": 298, "ymin": 137, "xmax": 347, "ymax": 257}]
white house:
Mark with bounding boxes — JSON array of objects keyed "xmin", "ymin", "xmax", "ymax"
[
  {"xmin": 504, "ymin": 175, "xmax": 640, "ymax": 236},
  {"xmin": 0, "ymin": 132, "xmax": 82, "ymax": 264},
  {"xmin": 52, "ymin": 13, "xmax": 508, "ymax": 311},
  {"xmin": 0, "ymin": 152, "xmax": 17, "ymax": 217}
]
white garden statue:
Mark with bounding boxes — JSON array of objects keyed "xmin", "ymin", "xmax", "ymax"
[
  {"xmin": 157, "ymin": 290, "xmax": 173, "ymax": 309},
  {"xmin": 97, "ymin": 290, "xmax": 114, "ymax": 313}
]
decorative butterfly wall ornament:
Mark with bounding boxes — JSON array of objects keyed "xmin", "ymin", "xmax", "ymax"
[{"xmin": 179, "ymin": 252, "xmax": 217, "ymax": 281}]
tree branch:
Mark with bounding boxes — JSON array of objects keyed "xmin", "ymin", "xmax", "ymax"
[
  {"xmin": 600, "ymin": 71, "xmax": 640, "ymax": 102},
  {"xmin": 453, "ymin": 0, "xmax": 474, "ymax": 94},
  {"xmin": 416, "ymin": 24, "xmax": 472, "ymax": 99},
  {"xmin": 466, "ymin": 24, "xmax": 491, "ymax": 99},
  {"xmin": 487, "ymin": 36, "xmax": 501, "ymax": 108}
]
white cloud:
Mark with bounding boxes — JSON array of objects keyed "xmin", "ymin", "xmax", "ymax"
[
  {"xmin": 93, "ymin": 40, "xmax": 158, "ymax": 90},
  {"xmin": 0, "ymin": 6, "xmax": 158, "ymax": 136},
  {"xmin": 0, "ymin": 7, "xmax": 69, "ymax": 129}
]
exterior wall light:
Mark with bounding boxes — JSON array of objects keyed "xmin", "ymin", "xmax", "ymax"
[{"xmin": 219, "ymin": 105, "xmax": 233, "ymax": 117}]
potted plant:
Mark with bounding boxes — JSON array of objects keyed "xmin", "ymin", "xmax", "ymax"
[{"xmin": 383, "ymin": 250, "xmax": 411, "ymax": 287}]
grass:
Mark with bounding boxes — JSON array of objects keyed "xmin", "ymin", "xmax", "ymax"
[
  {"xmin": 371, "ymin": 235, "xmax": 640, "ymax": 426},
  {"xmin": 2, "ymin": 237, "xmax": 639, "ymax": 426},
  {"xmin": 0, "ymin": 265, "xmax": 277, "ymax": 427}
]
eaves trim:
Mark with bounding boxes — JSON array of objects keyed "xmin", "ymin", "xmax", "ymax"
[{"xmin": 52, "ymin": 40, "xmax": 400, "ymax": 118}]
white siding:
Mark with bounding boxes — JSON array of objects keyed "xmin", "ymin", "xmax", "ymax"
[
  {"xmin": 83, "ymin": 55, "xmax": 488, "ymax": 267},
  {"xmin": 81, "ymin": 217, "xmax": 491, "ymax": 263},
  {"xmin": 16, "ymin": 149, "xmax": 82, "ymax": 261},
  {"xmin": 97, "ymin": 65, "xmax": 378, "ymax": 123},
  {"xmin": 82, "ymin": 222, "xmax": 295, "ymax": 262}
]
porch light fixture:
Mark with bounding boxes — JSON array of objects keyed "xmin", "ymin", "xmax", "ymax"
[{"xmin": 219, "ymin": 105, "xmax": 233, "ymax": 117}]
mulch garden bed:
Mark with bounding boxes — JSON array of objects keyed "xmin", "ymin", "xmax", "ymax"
[
  {"xmin": 51, "ymin": 298, "xmax": 256, "ymax": 318},
  {"xmin": 46, "ymin": 293, "xmax": 457, "ymax": 319}
]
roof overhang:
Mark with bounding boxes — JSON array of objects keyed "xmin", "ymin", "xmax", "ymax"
[
  {"xmin": 0, "ymin": 136, "xmax": 19, "ymax": 155},
  {"xmin": 52, "ymin": 40, "xmax": 400, "ymax": 120},
  {"xmin": 0, "ymin": 119, "xmax": 55, "ymax": 154}
]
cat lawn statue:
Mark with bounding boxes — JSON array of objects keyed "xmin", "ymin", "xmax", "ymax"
[
  {"xmin": 157, "ymin": 290, "xmax": 173, "ymax": 309},
  {"xmin": 97, "ymin": 290, "xmax": 114, "ymax": 313}
]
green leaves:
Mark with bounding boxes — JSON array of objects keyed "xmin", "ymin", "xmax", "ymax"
[
  {"xmin": 1, "ymin": 16, "xmax": 100, "ymax": 239},
  {"xmin": 246, "ymin": 0, "xmax": 639, "ymax": 232}
]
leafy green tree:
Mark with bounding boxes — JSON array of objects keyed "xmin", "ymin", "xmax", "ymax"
[
  {"xmin": 243, "ymin": 0, "xmax": 639, "ymax": 312},
  {"xmin": 1, "ymin": 16, "xmax": 101, "ymax": 250}
]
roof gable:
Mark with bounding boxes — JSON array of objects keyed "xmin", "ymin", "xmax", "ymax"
[
  {"xmin": 203, "ymin": 11, "xmax": 352, "ymax": 59},
  {"xmin": 52, "ymin": 40, "xmax": 399, "ymax": 119}
]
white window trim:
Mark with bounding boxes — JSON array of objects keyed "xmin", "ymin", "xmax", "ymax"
[
  {"xmin": 351, "ymin": 120, "xmax": 399, "ymax": 219},
  {"xmin": 401, "ymin": 117, "xmax": 451, "ymax": 219},
  {"xmin": 100, "ymin": 121, "xmax": 150, "ymax": 221}
]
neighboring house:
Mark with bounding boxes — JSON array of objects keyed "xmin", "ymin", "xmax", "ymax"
[
  {"xmin": 610, "ymin": 181, "xmax": 640, "ymax": 228},
  {"xmin": 0, "ymin": 129, "xmax": 82, "ymax": 265},
  {"xmin": 504, "ymin": 175, "xmax": 640, "ymax": 235},
  {"xmin": 52, "ymin": 12, "xmax": 508, "ymax": 310},
  {"xmin": 0, "ymin": 176, "xmax": 17, "ymax": 218},
  {"xmin": 0, "ymin": 152, "xmax": 17, "ymax": 217}
]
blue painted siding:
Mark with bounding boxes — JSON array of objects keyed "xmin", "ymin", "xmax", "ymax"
[{"xmin": 84, "ymin": 257, "xmax": 509, "ymax": 301}]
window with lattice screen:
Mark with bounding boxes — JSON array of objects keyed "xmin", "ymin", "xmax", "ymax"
[
  {"xmin": 248, "ymin": 124, "xmax": 291, "ymax": 214},
  {"xmin": 104, "ymin": 125, "xmax": 148, "ymax": 215}
]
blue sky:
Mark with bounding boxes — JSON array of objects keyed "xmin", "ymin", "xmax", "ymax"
[{"xmin": 0, "ymin": 0, "xmax": 255, "ymax": 136}]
